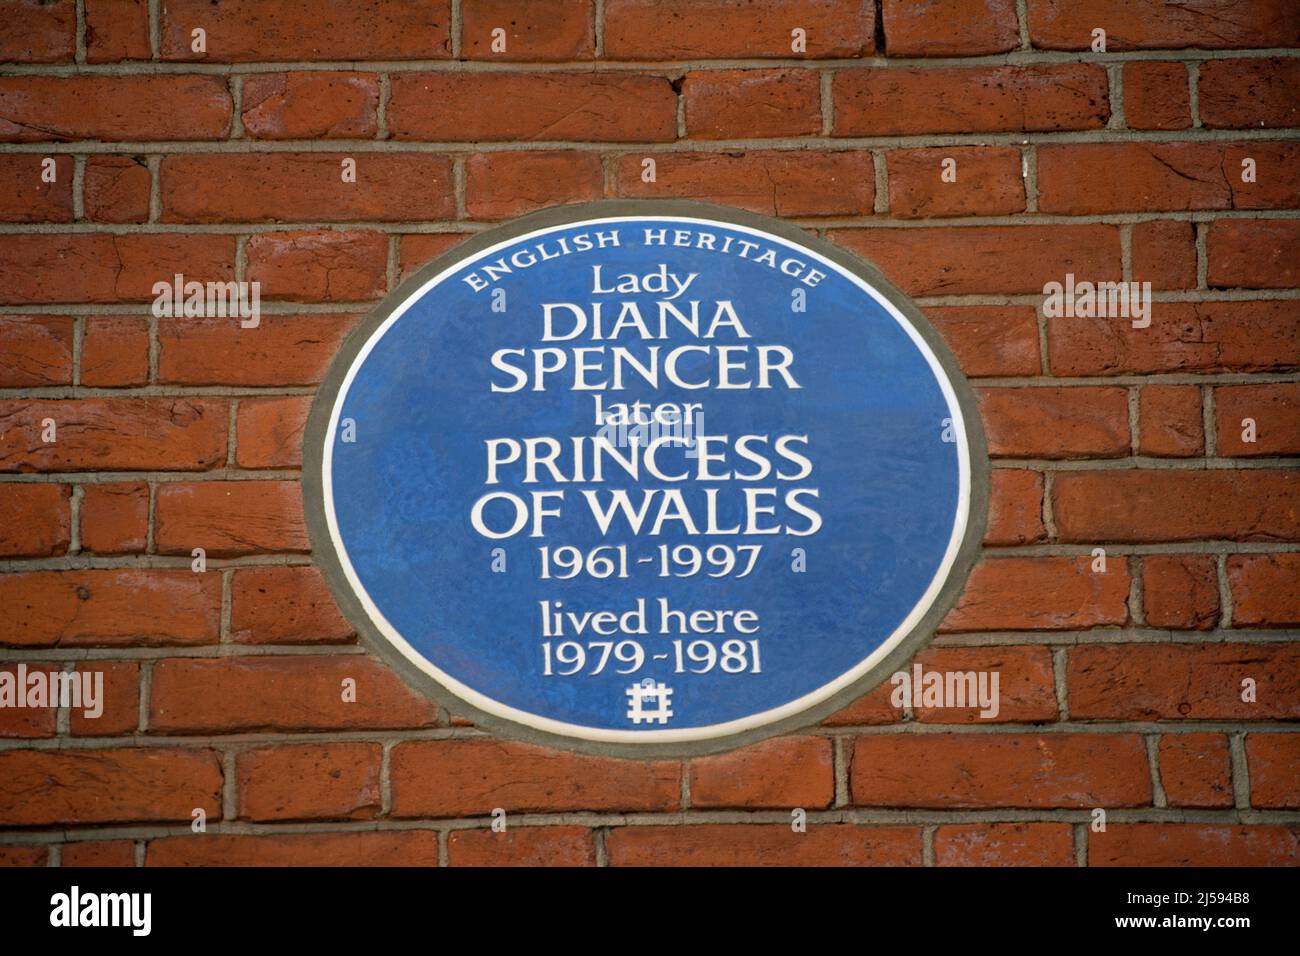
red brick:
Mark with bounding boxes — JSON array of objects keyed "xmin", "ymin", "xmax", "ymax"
[
  {"xmin": 150, "ymin": 656, "xmax": 438, "ymax": 732},
  {"xmin": 690, "ymin": 737, "xmax": 833, "ymax": 808},
  {"xmin": 935, "ymin": 823, "xmax": 1075, "ymax": 866},
  {"xmin": 1228, "ymin": 554, "xmax": 1300, "ymax": 628},
  {"xmin": 399, "ymin": 234, "xmax": 469, "ymax": 283},
  {"xmin": 1138, "ymin": 385, "xmax": 1203, "ymax": 457},
  {"xmin": 231, "ymin": 566, "xmax": 353, "ymax": 645},
  {"xmin": 1132, "ymin": 220, "xmax": 1197, "ymax": 290},
  {"xmin": 147, "ymin": 831, "xmax": 442, "ymax": 866},
  {"xmin": 0, "ymin": 483, "xmax": 70, "ymax": 557},
  {"xmin": 821, "ymin": 683, "xmax": 902, "ymax": 726},
  {"xmin": 1200, "ymin": 58, "xmax": 1300, "ymax": 130},
  {"xmin": 161, "ymin": 154, "xmax": 453, "ymax": 223},
  {"xmin": 1090, "ymin": 825, "xmax": 1300, "ymax": 867},
  {"xmin": 1215, "ymin": 383, "xmax": 1300, "ymax": 457},
  {"xmin": 238, "ymin": 743, "xmax": 382, "ymax": 821},
  {"xmin": 235, "ymin": 396, "xmax": 311, "ymax": 469},
  {"xmin": 0, "ymin": 0, "xmax": 74, "ymax": 62},
  {"xmin": 0, "ymin": 234, "xmax": 235, "ymax": 305},
  {"xmin": 61, "ymin": 840, "xmax": 136, "ymax": 866},
  {"xmin": 246, "ymin": 230, "xmax": 387, "ymax": 302},
  {"xmin": 0, "ymin": 569, "xmax": 221, "ymax": 647},
  {"xmin": 615, "ymin": 150, "xmax": 873, "ymax": 217},
  {"xmin": 155, "ymin": 480, "xmax": 308, "ymax": 557},
  {"xmin": 449, "ymin": 827, "xmax": 596, "ymax": 866},
  {"xmin": 1027, "ymin": 0, "xmax": 1300, "ymax": 50},
  {"xmin": 683, "ymin": 69, "xmax": 821, "ymax": 139},
  {"xmin": 80, "ymin": 481, "xmax": 148, "ymax": 554},
  {"xmin": 0, "ymin": 662, "xmax": 57, "ymax": 737},
  {"xmin": 1069, "ymin": 643, "xmax": 1300, "ymax": 720},
  {"xmin": 924, "ymin": 306, "xmax": 1041, "ymax": 378},
  {"xmin": 83, "ymin": 156, "xmax": 151, "ymax": 224},
  {"xmin": 0, "ymin": 155, "xmax": 72, "ymax": 222},
  {"xmin": 851, "ymin": 734, "xmax": 1151, "ymax": 808},
  {"xmin": 882, "ymin": 0, "xmax": 1019, "ymax": 56},
  {"xmin": 81, "ymin": 315, "xmax": 149, "ymax": 386},
  {"xmin": 0, "ymin": 76, "xmax": 231, "ymax": 141},
  {"xmin": 241, "ymin": 72, "xmax": 379, "ymax": 139},
  {"xmin": 1038, "ymin": 142, "xmax": 1299, "ymax": 214},
  {"xmin": 388, "ymin": 73, "xmax": 675, "ymax": 142},
  {"xmin": 1049, "ymin": 301, "xmax": 1300, "ymax": 377},
  {"xmin": 606, "ymin": 825, "xmax": 919, "ymax": 866},
  {"xmin": 85, "ymin": 0, "xmax": 150, "ymax": 62},
  {"xmin": 0, "ymin": 317, "xmax": 73, "ymax": 386},
  {"xmin": 887, "ymin": 147, "xmax": 1024, "ymax": 218},
  {"xmin": 160, "ymin": 0, "xmax": 451, "ymax": 61},
  {"xmin": 1159, "ymin": 734, "xmax": 1233, "ymax": 808},
  {"xmin": 979, "ymin": 386, "xmax": 1130, "ymax": 459},
  {"xmin": 604, "ymin": 0, "xmax": 874, "ymax": 59},
  {"xmin": 1143, "ymin": 554, "xmax": 1219, "ymax": 630},
  {"xmin": 390, "ymin": 739, "xmax": 680, "ymax": 817},
  {"xmin": 0, "ymin": 748, "xmax": 222, "ymax": 825},
  {"xmin": 987, "ymin": 469, "xmax": 1045, "ymax": 545},
  {"xmin": 831, "ymin": 225, "xmax": 1119, "ymax": 296},
  {"xmin": 464, "ymin": 152, "xmax": 603, "ymax": 220},
  {"xmin": 0, "ymin": 398, "xmax": 227, "ymax": 472},
  {"xmin": 1246, "ymin": 734, "xmax": 1299, "ymax": 809},
  {"xmin": 1053, "ymin": 470, "xmax": 1300, "ymax": 543},
  {"xmin": 1207, "ymin": 220, "xmax": 1300, "ymax": 290},
  {"xmin": 912, "ymin": 646, "xmax": 1058, "ymax": 723},
  {"xmin": 0, "ymin": 846, "xmax": 48, "ymax": 867},
  {"xmin": 985, "ymin": 469, "xmax": 1047, "ymax": 546},
  {"xmin": 834, "ymin": 65, "xmax": 1108, "ymax": 136},
  {"xmin": 461, "ymin": 0, "xmax": 594, "ymax": 60},
  {"xmin": 942, "ymin": 556, "xmax": 1130, "ymax": 631},
  {"xmin": 1123, "ymin": 62, "xmax": 1190, "ymax": 130},
  {"xmin": 70, "ymin": 661, "xmax": 140, "ymax": 736},
  {"xmin": 158, "ymin": 313, "xmax": 358, "ymax": 386}
]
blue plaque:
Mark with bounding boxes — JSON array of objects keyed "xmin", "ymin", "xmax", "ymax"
[{"xmin": 303, "ymin": 201, "xmax": 988, "ymax": 756}]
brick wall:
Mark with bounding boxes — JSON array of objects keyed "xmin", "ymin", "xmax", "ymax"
[{"xmin": 0, "ymin": 0, "xmax": 1297, "ymax": 868}]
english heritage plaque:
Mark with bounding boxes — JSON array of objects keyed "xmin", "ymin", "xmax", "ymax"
[{"xmin": 303, "ymin": 201, "xmax": 988, "ymax": 756}]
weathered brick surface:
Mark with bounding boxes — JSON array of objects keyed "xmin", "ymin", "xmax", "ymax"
[
  {"xmin": 1142, "ymin": 555, "xmax": 1220, "ymax": 630},
  {"xmin": 230, "ymin": 566, "xmax": 353, "ymax": 644},
  {"xmin": 1158, "ymin": 734, "xmax": 1233, "ymax": 808},
  {"xmin": 1137, "ymin": 384, "xmax": 1204, "ymax": 457},
  {"xmin": 159, "ymin": 0, "xmax": 452, "ymax": 62},
  {"xmin": 241, "ymin": 73, "xmax": 379, "ymax": 140},
  {"xmin": 604, "ymin": 0, "xmax": 874, "ymax": 59},
  {"xmin": 941, "ymin": 557, "xmax": 1130, "ymax": 631},
  {"xmin": 833, "ymin": 66, "xmax": 1109, "ymax": 135},
  {"xmin": 390, "ymin": 739, "xmax": 681, "ymax": 817},
  {"xmin": 150, "ymin": 657, "xmax": 439, "ymax": 732},
  {"xmin": 606, "ymin": 825, "xmax": 920, "ymax": 866},
  {"xmin": 850, "ymin": 734, "xmax": 1152, "ymax": 808},
  {"xmin": 934, "ymin": 823, "xmax": 1075, "ymax": 866},
  {"xmin": 1123, "ymin": 62, "xmax": 1191, "ymax": 130},
  {"xmin": 79, "ymin": 481, "xmax": 148, "ymax": 554},
  {"xmin": 0, "ymin": 483, "xmax": 70, "ymax": 557},
  {"xmin": 448, "ymin": 826, "xmax": 596, "ymax": 867},
  {"xmin": 1090, "ymin": 825, "xmax": 1300, "ymax": 867},
  {"xmin": 1068, "ymin": 644, "xmax": 1300, "ymax": 720},
  {"xmin": 0, "ymin": 569, "xmax": 221, "ymax": 647},
  {"xmin": 0, "ymin": 748, "xmax": 222, "ymax": 825}
]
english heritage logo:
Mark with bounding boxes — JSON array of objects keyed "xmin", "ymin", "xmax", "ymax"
[{"xmin": 302, "ymin": 201, "xmax": 988, "ymax": 756}]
